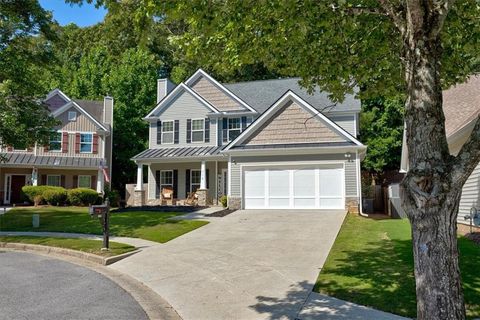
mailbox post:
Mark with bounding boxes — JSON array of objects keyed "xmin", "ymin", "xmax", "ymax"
[{"xmin": 89, "ymin": 199, "xmax": 110, "ymax": 250}]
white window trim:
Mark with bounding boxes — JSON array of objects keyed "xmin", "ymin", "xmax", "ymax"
[
  {"xmin": 228, "ymin": 118, "xmax": 242, "ymax": 142},
  {"xmin": 49, "ymin": 131, "xmax": 63, "ymax": 153},
  {"xmin": 162, "ymin": 120, "xmax": 174, "ymax": 145},
  {"xmin": 47, "ymin": 175, "xmax": 61, "ymax": 187},
  {"xmin": 191, "ymin": 169, "xmax": 201, "ymax": 192},
  {"xmin": 78, "ymin": 175, "xmax": 91, "ymax": 188},
  {"xmin": 68, "ymin": 111, "xmax": 77, "ymax": 121},
  {"xmin": 80, "ymin": 132, "xmax": 93, "ymax": 154},
  {"xmin": 191, "ymin": 118, "xmax": 205, "ymax": 143}
]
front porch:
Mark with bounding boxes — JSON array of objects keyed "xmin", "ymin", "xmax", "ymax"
[
  {"xmin": 0, "ymin": 166, "xmax": 105, "ymax": 205},
  {"xmin": 128, "ymin": 160, "xmax": 228, "ymax": 207}
]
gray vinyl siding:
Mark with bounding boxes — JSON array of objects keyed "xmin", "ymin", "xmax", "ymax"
[
  {"xmin": 151, "ymin": 90, "xmax": 217, "ymax": 148},
  {"xmin": 230, "ymin": 153, "xmax": 358, "ymax": 198},
  {"xmin": 458, "ymin": 162, "xmax": 480, "ymax": 222},
  {"xmin": 329, "ymin": 114, "xmax": 357, "ymax": 137},
  {"xmin": 148, "ymin": 161, "xmax": 226, "ymax": 200}
]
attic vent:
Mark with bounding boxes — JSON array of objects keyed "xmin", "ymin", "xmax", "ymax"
[{"xmin": 68, "ymin": 111, "xmax": 77, "ymax": 121}]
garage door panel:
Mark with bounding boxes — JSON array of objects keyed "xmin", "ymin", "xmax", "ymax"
[{"xmin": 244, "ymin": 165, "xmax": 344, "ymax": 209}]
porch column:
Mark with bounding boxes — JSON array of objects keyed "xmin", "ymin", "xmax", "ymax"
[
  {"xmin": 97, "ymin": 168, "xmax": 104, "ymax": 193},
  {"xmin": 32, "ymin": 168, "xmax": 38, "ymax": 186},
  {"xmin": 200, "ymin": 160, "xmax": 207, "ymax": 189},
  {"xmin": 136, "ymin": 163, "xmax": 143, "ymax": 190}
]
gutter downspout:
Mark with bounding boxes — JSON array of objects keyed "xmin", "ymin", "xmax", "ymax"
[{"xmin": 356, "ymin": 150, "xmax": 367, "ymax": 217}]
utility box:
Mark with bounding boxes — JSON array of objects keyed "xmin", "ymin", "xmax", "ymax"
[{"xmin": 32, "ymin": 214, "xmax": 40, "ymax": 228}]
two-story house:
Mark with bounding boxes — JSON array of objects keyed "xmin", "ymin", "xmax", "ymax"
[
  {"xmin": 131, "ymin": 69, "xmax": 366, "ymax": 211},
  {"xmin": 0, "ymin": 89, "xmax": 113, "ymax": 205}
]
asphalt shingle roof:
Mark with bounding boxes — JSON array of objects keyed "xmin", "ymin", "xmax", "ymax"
[
  {"xmin": 74, "ymin": 99, "xmax": 105, "ymax": 124},
  {"xmin": 443, "ymin": 75, "xmax": 480, "ymax": 138},
  {"xmin": 224, "ymin": 78, "xmax": 361, "ymax": 114}
]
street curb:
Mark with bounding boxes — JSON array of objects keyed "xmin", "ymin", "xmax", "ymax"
[
  {"xmin": 2, "ymin": 246, "xmax": 182, "ymax": 320},
  {"xmin": 0, "ymin": 242, "xmax": 140, "ymax": 265}
]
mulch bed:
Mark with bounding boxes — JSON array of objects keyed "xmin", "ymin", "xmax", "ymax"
[
  {"xmin": 205, "ymin": 209, "xmax": 236, "ymax": 217},
  {"xmin": 465, "ymin": 232, "xmax": 480, "ymax": 245}
]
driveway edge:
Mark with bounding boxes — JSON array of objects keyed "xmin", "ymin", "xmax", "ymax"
[{"xmin": 1, "ymin": 246, "xmax": 182, "ymax": 320}]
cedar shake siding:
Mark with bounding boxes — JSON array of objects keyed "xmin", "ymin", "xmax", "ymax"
[
  {"xmin": 190, "ymin": 76, "xmax": 245, "ymax": 112},
  {"xmin": 243, "ymin": 101, "xmax": 347, "ymax": 146}
]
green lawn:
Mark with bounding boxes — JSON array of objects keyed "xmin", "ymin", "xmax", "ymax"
[
  {"xmin": 0, "ymin": 207, "xmax": 208, "ymax": 243},
  {"xmin": 314, "ymin": 214, "xmax": 480, "ymax": 319},
  {"xmin": 0, "ymin": 236, "xmax": 135, "ymax": 257}
]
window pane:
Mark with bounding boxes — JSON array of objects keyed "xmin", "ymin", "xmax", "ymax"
[
  {"xmin": 80, "ymin": 134, "xmax": 92, "ymax": 143},
  {"xmin": 228, "ymin": 118, "xmax": 240, "ymax": 129},
  {"xmin": 78, "ymin": 176, "xmax": 91, "ymax": 188},
  {"xmin": 162, "ymin": 121, "xmax": 173, "ymax": 132},
  {"xmin": 80, "ymin": 143, "xmax": 92, "ymax": 153},
  {"xmin": 192, "ymin": 131, "xmax": 204, "ymax": 142},
  {"xmin": 192, "ymin": 119, "xmax": 204, "ymax": 130},
  {"xmin": 47, "ymin": 176, "xmax": 60, "ymax": 187},
  {"xmin": 229, "ymin": 129, "xmax": 241, "ymax": 141},
  {"xmin": 191, "ymin": 170, "xmax": 201, "ymax": 184},
  {"xmin": 160, "ymin": 171, "xmax": 173, "ymax": 185},
  {"xmin": 49, "ymin": 132, "xmax": 62, "ymax": 151},
  {"xmin": 163, "ymin": 132, "xmax": 174, "ymax": 144}
]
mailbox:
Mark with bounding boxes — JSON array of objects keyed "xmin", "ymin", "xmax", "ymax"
[{"xmin": 89, "ymin": 205, "xmax": 109, "ymax": 218}]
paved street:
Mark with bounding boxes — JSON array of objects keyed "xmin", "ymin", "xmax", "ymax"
[{"xmin": 0, "ymin": 251, "xmax": 148, "ymax": 320}]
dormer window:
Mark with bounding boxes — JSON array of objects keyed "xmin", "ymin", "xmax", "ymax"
[
  {"xmin": 68, "ymin": 111, "xmax": 77, "ymax": 121},
  {"xmin": 228, "ymin": 118, "xmax": 242, "ymax": 141}
]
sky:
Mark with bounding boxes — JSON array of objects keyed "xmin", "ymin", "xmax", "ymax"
[{"xmin": 39, "ymin": 0, "xmax": 107, "ymax": 27}]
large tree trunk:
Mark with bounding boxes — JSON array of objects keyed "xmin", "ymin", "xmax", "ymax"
[{"xmin": 400, "ymin": 3, "xmax": 466, "ymax": 318}]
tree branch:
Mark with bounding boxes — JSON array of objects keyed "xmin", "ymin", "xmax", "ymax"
[
  {"xmin": 451, "ymin": 115, "xmax": 480, "ymax": 187},
  {"xmin": 377, "ymin": 0, "xmax": 406, "ymax": 34},
  {"xmin": 430, "ymin": 0, "xmax": 456, "ymax": 38}
]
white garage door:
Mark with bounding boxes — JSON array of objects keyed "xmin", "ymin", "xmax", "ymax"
[{"xmin": 244, "ymin": 165, "xmax": 344, "ymax": 209}]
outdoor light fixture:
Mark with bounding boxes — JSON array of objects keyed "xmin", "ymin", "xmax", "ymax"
[{"xmin": 344, "ymin": 152, "xmax": 353, "ymax": 162}]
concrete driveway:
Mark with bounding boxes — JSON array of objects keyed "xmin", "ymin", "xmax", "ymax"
[{"xmin": 110, "ymin": 209, "xmax": 346, "ymax": 320}]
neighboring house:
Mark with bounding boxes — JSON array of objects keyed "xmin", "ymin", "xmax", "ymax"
[
  {"xmin": 131, "ymin": 69, "xmax": 366, "ymax": 211},
  {"xmin": 0, "ymin": 89, "xmax": 113, "ymax": 205},
  {"xmin": 400, "ymin": 75, "xmax": 480, "ymax": 223}
]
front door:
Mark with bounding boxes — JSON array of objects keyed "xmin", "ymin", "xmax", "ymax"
[{"xmin": 10, "ymin": 175, "xmax": 26, "ymax": 204}]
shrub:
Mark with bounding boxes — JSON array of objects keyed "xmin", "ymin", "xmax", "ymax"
[
  {"xmin": 67, "ymin": 188, "xmax": 101, "ymax": 206},
  {"xmin": 220, "ymin": 195, "xmax": 228, "ymax": 208},
  {"xmin": 105, "ymin": 189, "xmax": 120, "ymax": 207},
  {"xmin": 22, "ymin": 186, "xmax": 66, "ymax": 205},
  {"xmin": 42, "ymin": 188, "xmax": 67, "ymax": 206}
]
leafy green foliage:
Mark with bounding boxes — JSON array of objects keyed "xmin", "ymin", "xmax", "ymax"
[
  {"xmin": 42, "ymin": 188, "xmax": 68, "ymax": 206},
  {"xmin": 22, "ymin": 186, "xmax": 66, "ymax": 205},
  {"xmin": 67, "ymin": 188, "xmax": 101, "ymax": 206},
  {"xmin": 0, "ymin": 0, "xmax": 59, "ymax": 147},
  {"xmin": 360, "ymin": 98, "xmax": 404, "ymax": 172}
]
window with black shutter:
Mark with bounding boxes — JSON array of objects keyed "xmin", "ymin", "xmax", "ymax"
[
  {"xmin": 222, "ymin": 118, "xmax": 228, "ymax": 143},
  {"xmin": 174, "ymin": 120, "xmax": 179, "ymax": 144},
  {"xmin": 204, "ymin": 118, "xmax": 210, "ymax": 142},
  {"xmin": 186, "ymin": 119, "xmax": 192, "ymax": 143},
  {"xmin": 156, "ymin": 121, "xmax": 162, "ymax": 145}
]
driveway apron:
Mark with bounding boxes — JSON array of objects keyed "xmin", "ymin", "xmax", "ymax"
[{"xmin": 110, "ymin": 209, "xmax": 346, "ymax": 320}]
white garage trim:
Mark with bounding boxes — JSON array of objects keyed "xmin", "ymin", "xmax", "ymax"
[{"xmin": 241, "ymin": 162, "xmax": 345, "ymax": 210}]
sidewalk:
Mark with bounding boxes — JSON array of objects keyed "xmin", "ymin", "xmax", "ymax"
[
  {"xmin": 0, "ymin": 231, "xmax": 159, "ymax": 248},
  {"xmin": 298, "ymin": 292, "xmax": 409, "ymax": 319}
]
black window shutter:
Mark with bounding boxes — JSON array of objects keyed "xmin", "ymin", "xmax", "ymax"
[
  {"xmin": 174, "ymin": 120, "xmax": 179, "ymax": 144},
  {"xmin": 185, "ymin": 169, "xmax": 191, "ymax": 195},
  {"xmin": 173, "ymin": 170, "xmax": 178, "ymax": 198},
  {"xmin": 186, "ymin": 119, "xmax": 192, "ymax": 143},
  {"xmin": 61, "ymin": 175, "xmax": 66, "ymax": 188},
  {"xmin": 241, "ymin": 116, "xmax": 247, "ymax": 131},
  {"xmin": 222, "ymin": 118, "xmax": 228, "ymax": 143},
  {"xmin": 204, "ymin": 118, "xmax": 210, "ymax": 142},
  {"xmin": 206, "ymin": 169, "xmax": 210, "ymax": 189},
  {"xmin": 156, "ymin": 120, "xmax": 162, "ymax": 145},
  {"xmin": 155, "ymin": 170, "xmax": 161, "ymax": 199}
]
